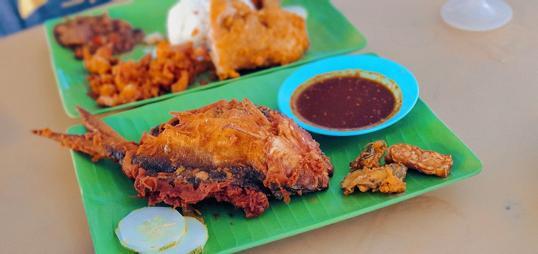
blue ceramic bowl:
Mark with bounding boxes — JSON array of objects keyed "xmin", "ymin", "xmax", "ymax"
[{"xmin": 278, "ymin": 54, "xmax": 419, "ymax": 136}]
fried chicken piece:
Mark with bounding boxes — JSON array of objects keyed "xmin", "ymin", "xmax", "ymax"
[
  {"xmin": 208, "ymin": 0, "xmax": 309, "ymax": 79},
  {"xmin": 84, "ymin": 42, "xmax": 213, "ymax": 107},
  {"xmin": 341, "ymin": 163, "xmax": 407, "ymax": 195},
  {"xmin": 349, "ymin": 140, "xmax": 387, "ymax": 171},
  {"xmin": 54, "ymin": 14, "xmax": 144, "ymax": 59},
  {"xmin": 33, "ymin": 99, "xmax": 333, "ymax": 218},
  {"xmin": 385, "ymin": 144, "xmax": 453, "ymax": 177}
]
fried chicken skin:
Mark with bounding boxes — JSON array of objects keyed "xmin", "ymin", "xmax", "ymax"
[
  {"xmin": 33, "ymin": 99, "xmax": 333, "ymax": 218},
  {"xmin": 349, "ymin": 140, "xmax": 387, "ymax": 171},
  {"xmin": 341, "ymin": 163, "xmax": 407, "ymax": 195},
  {"xmin": 385, "ymin": 144, "xmax": 453, "ymax": 177},
  {"xmin": 208, "ymin": 0, "xmax": 309, "ymax": 79}
]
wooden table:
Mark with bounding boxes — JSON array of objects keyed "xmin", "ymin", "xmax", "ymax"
[{"xmin": 1, "ymin": 0, "xmax": 536, "ymax": 253}]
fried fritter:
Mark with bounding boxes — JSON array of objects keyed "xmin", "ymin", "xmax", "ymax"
[
  {"xmin": 343, "ymin": 140, "xmax": 406, "ymax": 194},
  {"xmin": 349, "ymin": 140, "xmax": 387, "ymax": 171},
  {"xmin": 341, "ymin": 163, "xmax": 407, "ymax": 195},
  {"xmin": 385, "ymin": 144, "xmax": 453, "ymax": 177}
]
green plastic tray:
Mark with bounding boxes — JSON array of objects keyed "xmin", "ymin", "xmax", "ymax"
[
  {"xmin": 67, "ymin": 62, "xmax": 482, "ymax": 254},
  {"xmin": 44, "ymin": 0, "xmax": 367, "ymax": 118}
]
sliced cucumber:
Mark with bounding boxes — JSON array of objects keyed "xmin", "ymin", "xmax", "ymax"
[
  {"xmin": 142, "ymin": 217, "xmax": 208, "ymax": 254},
  {"xmin": 115, "ymin": 207, "xmax": 186, "ymax": 253}
]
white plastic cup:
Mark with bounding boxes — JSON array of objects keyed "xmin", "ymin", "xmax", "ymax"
[{"xmin": 441, "ymin": 0, "xmax": 513, "ymax": 31}]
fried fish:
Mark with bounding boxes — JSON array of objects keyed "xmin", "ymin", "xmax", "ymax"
[{"xmin": 33, "ymin": 99, "xmax": 333, "ymax": 218}]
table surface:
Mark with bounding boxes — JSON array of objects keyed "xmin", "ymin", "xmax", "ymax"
[{"xmin": 1, "ymin": 0, "xmax": 537, "ymax": 253}]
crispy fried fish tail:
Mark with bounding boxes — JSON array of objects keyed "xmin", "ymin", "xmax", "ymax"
[
  {"xmin": 32, "ymin": 128, "xmax": 109, "ymax": 161},
  {"xmin": 77, "ymin": 106, "xmax": 125, "ymax": 142},
  {"xmin": 32, "ymin": 108, "xmax": 135, "ymax": 162}
]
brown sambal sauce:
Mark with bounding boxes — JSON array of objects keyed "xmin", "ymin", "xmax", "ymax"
[{"xmin": 292, "ymin": 74, "xmax": 399, "ymax": 130}]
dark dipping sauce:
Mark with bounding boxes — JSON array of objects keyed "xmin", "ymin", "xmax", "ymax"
[{"xmin": 292, "ymin": 75, "xmax": 398, "ymax": 130}]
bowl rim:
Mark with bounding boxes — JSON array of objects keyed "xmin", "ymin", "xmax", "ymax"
[{"xmin": 277, "ymin": 54, "xmax": 420, "ymax": 136}]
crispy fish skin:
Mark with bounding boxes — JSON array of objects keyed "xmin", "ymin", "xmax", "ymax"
[
  {"xmin": 385, "ymin": 144, "xmax": 453, "ymax": 177},
  {"xmin": 341, "ymin": 163, "xmax": 407, "ymax": 195},
  {"xmin": 349, "ymin": 140, "xmax": 387, "ymax": 171}
]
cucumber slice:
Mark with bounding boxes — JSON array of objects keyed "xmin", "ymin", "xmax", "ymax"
[
  {"xmin": 142, "ymin": 217, "xmax": 208, "ymax": 254},
  {"xmin": 115, "ymin": 207, "xmax": 186, "ymax": 253}
]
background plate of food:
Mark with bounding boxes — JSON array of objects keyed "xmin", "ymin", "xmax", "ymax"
[
  {"xmin": 34, "ymin": 56, "xmax": 482, "ymax": 253},
  {"xmin": 44, "ymin": 0, "xmax": 367, "ymax": 118}
]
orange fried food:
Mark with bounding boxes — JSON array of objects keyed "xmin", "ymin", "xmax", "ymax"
[
  {"xmin": 343, "ymin": 140, "xmax": 406, "ymax": 194},
  {"xmin": 33, "ymin": 99, "xmax": 333, "ymax": 218},
  {"xmin": 350, "ymin": 140, "xmax": 387, "ymax": 171},
  {"xmin": 385, "ymin": 144, "xmax": 453, "ymax": 177},
  {"xmin": 341, "ymin": 163, "xmax": 407, "ymax": 195},
  {"xmin": 208, "ymin": 0, "xmax": 309, "ymax": 79},
  {"xmin": 84, "ymin": 42, "xmax": 213, "ymax": 107}
]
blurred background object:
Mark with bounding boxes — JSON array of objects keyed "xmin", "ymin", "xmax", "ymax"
[
  {"xmin": 441, "ymin": 0, "xmax": 512, "ymax": 31},
  {"xmin": 0, "ymin": 0, "xmax": 111, "ymax": 37}
]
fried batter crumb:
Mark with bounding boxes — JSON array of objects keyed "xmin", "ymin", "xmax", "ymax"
[{"xmin": 83, "ymin": 42, "xmax": 213, "ymax": 107}]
